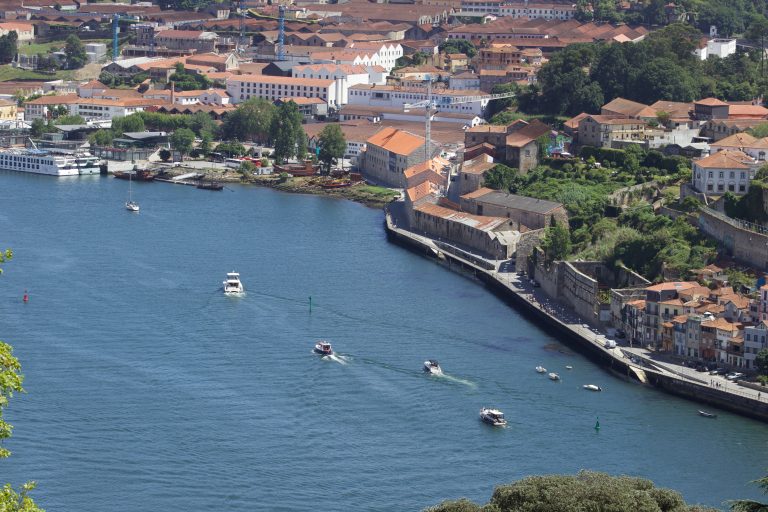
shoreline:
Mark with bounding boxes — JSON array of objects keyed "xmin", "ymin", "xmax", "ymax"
[
  {"xmin": 141, "ymin": 167, "xmax": 400, "ymax": 209},
  {"xmin": 383, "ymin": 208, "xmax": 768, "ymax": 423}
]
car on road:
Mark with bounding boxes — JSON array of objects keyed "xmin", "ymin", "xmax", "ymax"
[
  {"xmin": 709, "ymin": 368, "xmax": 727, "ymax": 375},
  {"xmin": 726, "ymin": 372, "xmax": 745, "ymax": 381},
  {"xmin": 695, "ymin": 364, "xmax": 710, "ymax": 372}
]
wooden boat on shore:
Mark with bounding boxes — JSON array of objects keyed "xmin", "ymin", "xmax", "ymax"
[
  {"xmin": 197, "ymin": 181, "xmax": 224, "ymax": 191},
  {"xmin": 698, "ymin": 410, "xmax": 717, "ymax": 418},
  {"xmin": 114, "ymin": 169, "xmax": 155, "ymax": 181},
  {"xmin": 320, "ymin": 180, "xmax": 352, "ymax": 189}
]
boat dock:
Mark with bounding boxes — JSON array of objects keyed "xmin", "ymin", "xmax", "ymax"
[
  {"xmin": 384, "ymin": 206, "xmax": 768, "ymax": 423},
  {"xmin": 155, "ymin": 172, "xmax": 205, "ymax": 187}
]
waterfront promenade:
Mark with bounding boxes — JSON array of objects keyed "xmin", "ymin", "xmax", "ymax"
[{"xmin": 385, "ymin": 208, "xmax": 768, "ymax": 420}]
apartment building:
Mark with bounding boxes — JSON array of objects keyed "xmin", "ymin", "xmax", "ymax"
[
  {"xmin": 226, "ymin": 75, "xmax": 337, "ymax": 107},
  {"xmin": 348, "ymin": 84, "xmax": 489, "ymax": 116},
  {"xmin": 691, "ymin": 149, "xmax": 757, "ymax": 195}
]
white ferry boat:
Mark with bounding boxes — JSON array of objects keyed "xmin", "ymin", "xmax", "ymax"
[
  {"xmin": 223, "ymin": 271, "xmax": 244, "ymax": 295},
  {"xmin": 0, "ymin": 148, "xmax": 100, "ymax": 176}
]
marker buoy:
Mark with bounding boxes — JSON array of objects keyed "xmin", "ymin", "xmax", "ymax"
[
  {"xmin": 23, "ymin": 290, "xmax": 28, "ymax": 303},
  {"xmin": 594, "ymin": 417, "xmax": 600, "ymax": 431}
]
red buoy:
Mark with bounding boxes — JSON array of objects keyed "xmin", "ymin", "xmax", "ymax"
[{"xmin": 23, "ymin": 290, "xmax": 28, "ymax": 303}]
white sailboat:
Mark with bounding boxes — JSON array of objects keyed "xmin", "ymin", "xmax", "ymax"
[{"xmin": 125, "ymin": 170, "xmax": 139, "ymax": 212}]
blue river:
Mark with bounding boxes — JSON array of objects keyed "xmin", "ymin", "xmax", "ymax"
[{"xmin": 0, "ymin": 172, "xmax": 766, "ymax": 511}]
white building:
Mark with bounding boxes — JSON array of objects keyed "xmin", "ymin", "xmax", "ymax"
[
  {"xmin": 226, "ymin": 75, "xmax": 337, "ymax": 107},
  {"xmin": 347, "ymin": 84, "xmax": 490, "ymax": 116},
  {"xmin": 691, "ymin": 149, "xmax": 757, "ymax": 195},
  {"xmin": 499, "ymin": 1, "xmax": 576, "ymax": 19},
  {"xmin": 744, "ymin": 321, "xmax": 767, "ymax": 370},
  {"xmin": 449, "ymin": 72, "xmax": 481, "ymax": 91},
  {"xmin": 24, "ymin": 94, "xmax": 155, "ymax": 121},
  {"xmin": 694, "ymin": 38, "xmax": 737, "ymax": 60},
  {"xmin": 292, "ymin": 63, "xmax": 382, "ymax": 106}
]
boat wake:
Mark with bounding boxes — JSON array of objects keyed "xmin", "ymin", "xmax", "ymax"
[
  {"xmin": 436, "ymin": 373, "xmax": 477, "ymax": 388},
  {"xmin": 316, "ymin": 352, "xmax": 348, "ymax": 365}
]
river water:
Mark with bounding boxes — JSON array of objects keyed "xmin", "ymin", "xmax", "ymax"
[{"xmin": 0, "ymin": 172, "xmax": 766, "ymax": 511}]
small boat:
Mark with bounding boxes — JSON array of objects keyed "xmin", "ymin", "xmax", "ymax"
[
  {"xmin": 114, "ymin": 169, "xmax": 155, "ymax": 181},
  {"xmin": 197, "ymin": 181, "xmax": 224, "ymax": 191},
  {"xmin": 222, "ymin": 271, "xmax": 244, "ymax": 295},
  {"xmin": 698, "ymin": 410, "xmax": 717, "ymax": 418},
  {"xmin": 479, "ymin": 407, "xmax": 507, "ymax": 426},
  {"xmin": 320, "ymin": 180, "xmax": 352, "ymax": 189},
  {"xmin": 535, "ymin": 366, "xmax": 547, "ymax": 373},
  {"xmin": 548, "ymin": 372, "xmax": 560, "ymax": 381},
  {"xmin": 125, "ymin": 169, "xmax": 139, "ymax": 212},
  {"xmin": 565, "ymin": 365, "xmax": 573, "ymax": 370},
  {"xmin": 314, "ymin": 341, "xmax": 333, "ymax": 356},
  {"xmin": 583, "ymin": 384, "xmax": 602, "ymax": 392},
  {"xmin": 423, "ymin": 359, "xmax": 442, "ymax": 375}
]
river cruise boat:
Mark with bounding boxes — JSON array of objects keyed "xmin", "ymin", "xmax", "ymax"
[
  {"xmin": 223, "ymin": 271, "xmax": 244, "ymax": 295},
  {"xmin": 423, "ymin": 360, "xmax": 442, "ymax": 375},
  {"xmin": 480, "ymin": 408, "xmax": 507, "ymax": 426},
  {"xmin": 0, "ymin": 148, "xmax": 100, "ymax": 176},
  {"xmin": 314, "ymin": 341, "xmax": 333, "ymax": 356}
]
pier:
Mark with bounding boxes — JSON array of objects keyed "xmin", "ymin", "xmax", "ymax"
[{"xmin": 384, "ymin": 208, "xmax": 768, "ymax": 423}]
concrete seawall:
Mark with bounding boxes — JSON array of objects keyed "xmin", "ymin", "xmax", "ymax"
[{"xmin": 384, "ymin": 214, "xmax": 768, "ymax": 423}]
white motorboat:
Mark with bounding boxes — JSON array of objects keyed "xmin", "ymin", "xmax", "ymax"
[
  {"xmin": 565, "ymin": 365, "xmax": 573, "ymax": 370},
  {"xmin": 583, "ymin": 384, "xmax": 602, "ymax": 392},
  {"xmin": 535, "ymin": 366, "xmax": 547, "ymax": 373},
  {"xmin": 548, "ymin": 372, "xmax": 560, "ymax": 381},
  {"xmin": 423, "ymin": 359, "xmax": 442, "ymax": 375},
  {"xmin": 223, "ymin": 271, "xmax": 244, "ymax": 295},
  {"xmin": 314, "ymin": 341, "xmax": 333, "ymax": 356},
  {"xmin": 479, "ymin": 407, "xmax": 507, "ymax": 426}
]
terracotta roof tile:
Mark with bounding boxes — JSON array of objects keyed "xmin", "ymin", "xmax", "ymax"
[{"xmin": 366, "ymin": 127, "xmax": 424, "ymax": 156}]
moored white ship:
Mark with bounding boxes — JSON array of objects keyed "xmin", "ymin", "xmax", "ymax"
[{"xmin": 0, "ymin": 147, "xmax": 100, "ymax": 176}]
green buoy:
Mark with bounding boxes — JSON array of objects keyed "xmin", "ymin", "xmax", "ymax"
[
  {"xmin": 594, "ymin": 417, "xmax": 600, "ymax": 431},
  {"xmin": 309, "ymin": 296, "xmax": 312, "ymax": 314}
]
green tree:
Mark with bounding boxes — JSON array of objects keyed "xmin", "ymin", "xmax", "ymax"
[
  {"xmin": 199, "ymin": 131, "xmax": 212, "ymax": 155},
  {"xmin": 487, "ymin": 82, "xmax": 518, "ymax": 118},
  {"xmin": 755, "ymin": 349, "xmax": 768, "ymax": 376},
  {"xmin": 317, "ymin": 124, "xmax": 346, "ymax": 174},
  {"xmin": 89, "ymin": 129, "xmax": 114, "ymax": 146},
  {"xmin": 112, "ymin": 114, "xmax": 146, "ymax": 136},
  {"xmin": 483, "ymin": 164, "xmax": 518, "ymax": 191},
  {"xmin": 52, "ymin": 114, "xmax": 85, "ymax": 125},
  {"xmin": 29, "ymin": 119, "xmax": 48, "ymax": 138},
  {"xmin": 541, "ymin": 221, "xmax": 572, "ymax": 262},
  {"xmin": 438, "ymin": 39, "xmax": 477, "ymax": 58},
  {"xmin": 216, "ymin": 141, "xmax": 246, "ymax": 157},
  {"xmin": 270, "ymin": 101, "xmax": 305, "ymax": 163},
  {"xmin": 158, "ymin": 148, "xmax": 171, "ymax": 161},
  {"xmin": 747, "ymin": 15, "xmax": 768, "ymax": 77},
  {"xmin": 426, "ymin": 471, "xmax": 714, "ymax": 511},
  {"xmin": 64, "ymin": 34, "xmax": 86, "ymax": 69},
  {"xmin": 221, "ymin": 98, "xmax": 276, "ymax": 143},
  {"xmin": 731, "ymin": 472, "xmax": 768, "ymax": 511},
  {"xmin": 169, "ymin": 64, "xmax": 212, "ymax": 91},
  {"xmin": 169, "ymin": 128, "xmax": 195, "ymax": 161},
  {"xmin": 0, "ymin": 31, "xmax": 17, "ymax": 65}
]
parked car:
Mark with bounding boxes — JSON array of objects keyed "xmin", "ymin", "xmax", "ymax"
[
  {"xmin": 615, "ymin": 329, "xmax": 626, "ymax": 338},
  {"xmin": 726, "ymin": 372, "xmax": 745, "ymax": 381},
  {"xmin": 709, "ymin": 368, "xmax": 727, "ymax": 375},
  {"xmin": 695, "ymin": 364, "xmax": 709, "ymax": 372}
]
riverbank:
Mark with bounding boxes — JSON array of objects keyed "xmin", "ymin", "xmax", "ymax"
[
  {"xmin": 383, "ymin": 206, "xmax": 768, "ymax": 423},
  {"xmin": 130, "ymin": 165, "xmax": 401, "ymax": 209}
]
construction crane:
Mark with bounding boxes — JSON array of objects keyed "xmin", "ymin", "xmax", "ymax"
[
  {"xmin": 236, "ymin": 0, "xmax": 245, "ymax": 54},
  {"xmin": 403, "ymin": 77, "xmax": 517, "ymax": 162},
  {"xmin": 112, "ymin": 14, "xmax": 138, "ymax": 62}
]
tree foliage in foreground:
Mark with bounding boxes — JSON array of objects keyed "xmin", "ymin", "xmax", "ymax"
[
  {"xmin": 424, "ymin": 471, "xmax": 717, "ymax": 512},
  {"xmin": 0, "ymin": 250, "xmax": 44, "ymax": 511},
  {"xmin": 317, "ymin": 124, "xmax": 346, "ymax": 174},
  {"xmin": 731, "ymin": 471, "xmax": 768, "ymax": 511}
]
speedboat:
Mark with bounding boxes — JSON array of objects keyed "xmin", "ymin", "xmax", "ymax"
[
  {"xmin": 125, "ymin": 200, "xmax": 139, "ymax": 212},
  {"xmin": 423, "ymin": 359, "xmax": 442, "ymax": 375},
  {"xmin": 535, "ymin": 366, "xmax": 547, "ymax": 373},
  {"xmin": 565, "ymin": 365, "xmax": 573, "ymax": 370},
  {"xmin": 223, "ymin": 271, "xmax": 244, "ymax": 295},
  {"xmin": 479, "ymin": 408, "xmax": 507, "ymax": 426},
  {"xmin": 548, "ymin": 372, "xmax": 560, "ymax": 381},
  {"xmin": 314, "ymin": 341, "xmax": 333, "ymax": 356},
  {"xmin": 583, "ymin": 384, "xmax": 601, "ymax": 392},
  {"xmin": 698, "ymin": 410, "xmax": 717, "ymax": 418}
]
